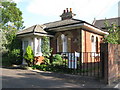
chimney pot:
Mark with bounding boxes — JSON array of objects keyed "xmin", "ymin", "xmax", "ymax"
[
  {"xmin": 70, "ymin": 8, "xmax": 72, "ymax": 12},
  {"xmin": 63, "ymin": 10, "xmax": 66, "ymax": 13},
  {"xmin": 66, "ymin": 8, "xmax": 69, "ymax": 12}
]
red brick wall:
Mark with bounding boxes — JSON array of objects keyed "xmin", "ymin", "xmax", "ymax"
[
  {"xmin": 50, "ymin": 37, "xmax": 57, "ymax": 54},
  {"xmin": 70, "ymin": 29, "xmax": 81, "ymax": 52},
  {"xmin": 50, "ymin": 29, "xmax": 81, "ymax": 54},
  {"xmin": 82, "ymin": 29, "xmax": 103, "ymax": 52},
  {"xmin": 81, "ymin": 30, "xmax": 103, "ymax": 63},
  {"xmin": 50, "ymin": 28, "xmax": 103, "ymax": 55}
]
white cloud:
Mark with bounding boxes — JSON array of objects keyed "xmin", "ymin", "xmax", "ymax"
[
  {"xmin": 26, "ymin": 0, "xmax": 119, "ymax": 18},
  {"xmin": 13, "ymin": 0, "xmax": 118, "ymax": 25},
  {"xmin": 27, "ymin": 0, "xmax": 90, "ymax": 16}
]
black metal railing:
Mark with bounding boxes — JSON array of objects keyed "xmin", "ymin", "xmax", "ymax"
[{"xmin": 55, "ymin": 52, "xmax": 103, "ymax": 78}]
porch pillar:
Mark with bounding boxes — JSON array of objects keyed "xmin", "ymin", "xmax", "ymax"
[
  {"xmin": 22, "ymin": 40, "xmax": 27, "ymax": 65},
  {"xmin": 33, "ymin": 37, "xmax": 37, "ymax": 56},
  {"xmin": 30, "ymin": 38, "xmax": 33, "ymax": 50},
  {"xmin": 38, "ymin": 37, "xmax": 42, "ymax": 56},
  {"xmin": 22, "ymin": 40, "xmax": 24, "ymax": 53}
]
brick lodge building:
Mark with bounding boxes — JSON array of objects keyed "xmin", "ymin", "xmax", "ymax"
[{"xmin": 17, "ymin": 8, "xmax": 108, "ymax": 64}]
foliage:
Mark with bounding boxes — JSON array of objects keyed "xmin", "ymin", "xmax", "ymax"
[
  {"xmin": 0, "ymin": 30, "xmax": 8, "ymax": 53},
  {"xmin": 24, "ymin": 46, "xmax": 34, "ymax": 66},
  {"xmin": 2, "ymin": 53, "xmax": 12, "ymax": 66},
  {"xmin": 1, "ymin": 1, "xmax": 25, "ymax": 30},
  {"xmin": 104, "ymin": 20, "xmax": 120, "ymax": 44},
  {"xmin": 52, "ymin": 54, "xmax": 63, "ymax": 65},
  {"xmin": 32, "ymin": 64, "xmax": 51, "ymax": 71},
  {"xmin": 8, "ymin": 49, "xmax": 23, "ymax": 65},
  {"xmin": 32, "ymin": 64, "xmax": 67, "ymax": 73},
  {"xmin": 1, "ymin": 1, "xmax": 24, "ymax": 66},
  {"xmin": 41, "ymin": 37, "xmax": 53, "ymax": 65},
  {"xmin": 52, "ymin": 54, "xmax": 62, "ymax": 61},
  {"xmin": 2, "ymin": 29, "xmax": 23, "ymax": 65}
]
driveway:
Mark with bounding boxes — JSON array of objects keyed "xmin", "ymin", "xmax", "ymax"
[{"xmin": 1, "ymin": 67, "xmax": 119, "ymax": 89}]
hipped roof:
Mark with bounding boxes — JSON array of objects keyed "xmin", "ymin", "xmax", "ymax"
[
  {"xmin": 17, "ymin": 18, "xmax": 108, "ymax": 37},
  {"xmin": 17, "ymin": 24, "xmax": 47, "ymax": 36}
]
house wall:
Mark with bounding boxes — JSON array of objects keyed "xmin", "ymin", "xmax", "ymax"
[
  {"xmin": 22, "ymin": 36, "xmax": 42, "ymax": 56},
  {"xmin": 50, "ymin": 28, "xmax": 104, "ymax": 55},
  {"xmin": 50, "ymin": 37, "xmax": 57, "ymax": 54},
  {"xmin": 50, "ymin": 29, "xmax": 81, "ymax": 54},
  {"xmin": 81, "ymin": 29, "xmax": 103, "ymax": 63},
  {"xmin": 81, "ymin": 29, "xmax": 103, "ymax": 52},
  {"xmin": 70, "ymin": 29, "xmax": 81, "ymax": 52}
]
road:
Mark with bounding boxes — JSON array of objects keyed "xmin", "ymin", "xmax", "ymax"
[{"xmin": 1, "ymin": 67, "xmax": 120, "ymax": 89}]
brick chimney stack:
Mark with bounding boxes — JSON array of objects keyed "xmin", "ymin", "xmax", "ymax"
[{"xmin": 60, "ymin": 8, "xmax": 76, "ymax": 20}]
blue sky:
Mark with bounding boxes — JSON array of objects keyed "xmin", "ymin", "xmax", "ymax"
[{"xmin": 13, "ymin": 0, "xmax": 120, "ymax": 28}]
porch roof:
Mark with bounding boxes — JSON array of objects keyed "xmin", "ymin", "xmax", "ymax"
[{"xmin": 17, "ymin": 24, "xmax": 48, "ymax": 37}]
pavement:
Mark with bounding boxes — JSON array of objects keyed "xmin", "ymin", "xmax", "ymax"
[{"xmin": 1, "ymin": 67, "xmax": 120, "ymax": 89}]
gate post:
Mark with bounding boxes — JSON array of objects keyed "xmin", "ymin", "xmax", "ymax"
[{"xmin": 100, "ymin": 43, "xmax": 108, "ymax": 84}]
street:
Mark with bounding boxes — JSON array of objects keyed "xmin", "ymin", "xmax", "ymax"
[{"xmin": 1, "ymin": 67, "xmax": 120, "ymax": 89}]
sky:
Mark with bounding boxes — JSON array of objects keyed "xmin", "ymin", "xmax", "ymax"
[{"xmin": 12, "ymin": 0, "xmax": 120, "ymax": 28}]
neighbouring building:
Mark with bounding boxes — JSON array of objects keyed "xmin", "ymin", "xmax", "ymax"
[{"xmin": 93, "ymin": 17, "xmax": 120, "ymax": 32}]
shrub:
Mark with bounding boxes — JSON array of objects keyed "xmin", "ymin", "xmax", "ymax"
[
  {"xmin": 2, "ymin": 55, "xmax": 12, "ymax": 66},
  {"xmin": 52, "ymin": 54, "xmax": 62, "ymax": 65},
  {"xmin": 24, "ymin": 45, "xmax": 34, "ymax": 66},
  {"xmin": 8, "ymin": 49, "xmax": 23, "ymax": 65}
]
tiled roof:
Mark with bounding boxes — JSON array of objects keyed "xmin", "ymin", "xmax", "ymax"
[
  {"xmin": 17, "ymin": 24, "xmax": 47, "ymax": 35},
  {"xmin": 44, "ymin": 19, "xmax": 84, "ymax": 29},
  {"xmin": 93, "ymin": 17, "xmax": 120, "ymax": 31},
  {"xmin": 17, "ymin": 18, "xmax": 108, "ymax": 36}
]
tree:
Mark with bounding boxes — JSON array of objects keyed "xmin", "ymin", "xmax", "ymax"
[
  {"xmin": 1, "ymin": 1, "xmax": 25, "ymax": 51},
  {"xmin": 1, "ymin": 1, "xmax": 25, "ymax": 30},
  {"xmin": 104, "ymin": 20, "xmax": 120, "ymax": 44},
  {"xmin": 1, "ymin": 1, "xmax": 25, "ymax": 65}
]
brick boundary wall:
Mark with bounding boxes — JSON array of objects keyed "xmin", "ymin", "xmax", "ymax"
[{"xmin": 100, "ymin": 43, "xmax": 120, "ymax": 85}]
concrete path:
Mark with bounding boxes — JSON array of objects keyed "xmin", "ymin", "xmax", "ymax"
[{"xmin": 1, "ymin": 67, "xmax": 119, "ymax": 89}]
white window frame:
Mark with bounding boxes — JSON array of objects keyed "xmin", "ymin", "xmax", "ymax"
[
  {"xmin": 61, "ymin": 34, "xmax": 67, "ymax": 52},
  {"xmin": 57, "ymin": 37, "xmax": 59, "ymax": 52}
]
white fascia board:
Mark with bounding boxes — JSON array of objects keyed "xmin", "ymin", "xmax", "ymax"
[
  {"xmin": 33, "ymin": 33, "xmax": 54, "ymax": 37},
  {"xmin": 17, "ymin": 33, "xmax": 34, "ymax": 38},
  {"xmin": 83, "ymin": 23, "xmax": 109, "ymax": 35},
  {"xmin": 17, "ymin": 32, "xmax": 53, "ymax": 38}
]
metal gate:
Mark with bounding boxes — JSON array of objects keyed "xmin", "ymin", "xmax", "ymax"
[{"xmin": 57, "ymin": 52, "xmax": 104, "ymax": 78}]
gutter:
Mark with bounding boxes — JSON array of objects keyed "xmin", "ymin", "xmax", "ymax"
[{"xmin": 83, "ymin": 23, "xmax": 109, "ymax": 35}]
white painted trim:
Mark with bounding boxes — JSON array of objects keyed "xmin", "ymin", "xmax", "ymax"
[
  {"xmin": 83, "ymin": 23, "xmax": 109, "ymax": 35},
  {"xmin": 17, "ymin": 33, "xmax": 53, "ymax": 38},
  {"xmin": 33, "ymin": 33, "xmax": 53, "ymax": 37}
]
